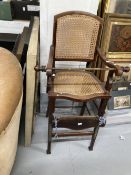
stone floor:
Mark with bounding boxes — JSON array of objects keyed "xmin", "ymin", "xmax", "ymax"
[
  {"xmin": 11, "ymin": 116, "xmax": 131, "ymax": 175},
  {"xmin": 11, "ymin": 94, "xmax": 131, "ymax": 175}
]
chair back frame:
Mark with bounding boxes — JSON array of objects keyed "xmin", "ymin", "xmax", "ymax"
[{"xmin": 52, "ymin": 11, "xmax": 103, "ymax": 65}]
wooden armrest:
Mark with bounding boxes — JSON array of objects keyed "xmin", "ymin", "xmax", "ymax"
[
  {"xmin": 46, "ymin": 45, "xmax": 54, "ymax": 76},
  {"xmin": 96, "ymin": 47, "xmax": 130, "ymax": 76}
]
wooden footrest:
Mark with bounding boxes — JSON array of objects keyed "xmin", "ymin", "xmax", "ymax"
[{"xmin": 53, "ymin": 116, "xmax": 99, "ymax": 130}]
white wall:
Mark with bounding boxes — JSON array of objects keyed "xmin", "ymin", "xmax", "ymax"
[
  {"xmin": 40, "ymin": 0, "xmax": 99, "ymax": 93},
  {"xmin": 0, "ymin": 20, "xmax": 29, "ymax": 34}
]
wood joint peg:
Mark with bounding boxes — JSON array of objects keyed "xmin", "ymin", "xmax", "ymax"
[{"xmin": 34, "ymin": 65, "xmax": 46, "ymax": 72}]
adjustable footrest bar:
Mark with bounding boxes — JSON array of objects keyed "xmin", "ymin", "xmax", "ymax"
[{"xmin": 52, "ymin": 115, "xmax": 99, "ymax": 130}]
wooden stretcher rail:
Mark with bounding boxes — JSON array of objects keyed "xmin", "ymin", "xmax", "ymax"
[{"xmin": 52, "ymin": 131, "xmax": 93, "ymax": 137}]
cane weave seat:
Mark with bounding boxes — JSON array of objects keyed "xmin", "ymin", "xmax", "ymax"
[{"xmin": 52, "ymin": 71, "xmax": 109, "ymax": 99}]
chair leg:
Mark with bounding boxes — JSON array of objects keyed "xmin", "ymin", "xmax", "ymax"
[
  {"xmin": 46, "ymin": 117, "xmax": 52, "ymax": 154},
  {"xmin": 98, "ymin": 99, "xmax": 109, "ymax": 127},
  {"xmin": 80, "ymin": 102, "xmax": 86, "ymax": 116},
  {"xmin": 88, "ymin": 125, "xmax": 99, "ymax": 151},
  {"xmin": 46, "ymin": 98, "xmax": 55, "ymax": 154}
]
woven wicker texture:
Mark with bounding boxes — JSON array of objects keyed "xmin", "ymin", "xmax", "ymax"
[
  {"xmin": 55, "ymin": 14, "xmax": 100, "ymax": 60},
  {"xmin": 53, "ymin": 71, "xmax": 106, "ymax": 98}
]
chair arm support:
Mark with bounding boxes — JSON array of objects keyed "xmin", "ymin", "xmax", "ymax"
[
  {"xmin": 46, "ymin": 45, "xmax": 54, "ymax": 76},
  {"xmin": 34, "ymin": 45, "xmax": 54, "ymax": 74},
  {"xmin": 96, "ymin": 47, "xmax": 130, "ymax": 76},
  {"xmin": 34, "ymin": 45, "xmax": 54, "ymax": 75}
]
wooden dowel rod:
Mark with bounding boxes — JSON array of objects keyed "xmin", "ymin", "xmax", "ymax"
[{"xmin": 51, "ymin": 67, "xmax": 115, "ymax": 71}]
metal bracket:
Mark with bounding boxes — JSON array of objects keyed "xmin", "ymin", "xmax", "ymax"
[{"xmin": 99, "ymin": 116, "xmax": 106, "ymax": 127}]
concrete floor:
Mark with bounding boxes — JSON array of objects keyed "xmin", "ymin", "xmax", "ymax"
[{"xmin": 11, "ymin": 114, "xmax": 131, "ymax": 175}]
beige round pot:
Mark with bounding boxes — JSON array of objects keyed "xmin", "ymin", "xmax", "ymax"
[{"xmin": 0, "ymin": 47, "xmax": 23, "ymax": 175}]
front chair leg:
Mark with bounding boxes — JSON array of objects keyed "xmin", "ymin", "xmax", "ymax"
[
  {"xmin": 98, "ymin": 99, "xmax": 109, "ymax": 127},
  {"xmin": 46, "ymin": 115, "xmax": 53, "ymax": 154},
  {"xmin": 46, "ymin": 98, "xmax": 55, "ymax": 154},
  {"xmin": 89, "ymin": 125, "xmax": 99, "ymax": 151}
]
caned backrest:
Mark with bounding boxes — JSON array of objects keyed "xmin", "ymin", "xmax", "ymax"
[{"xmin": 54, "ymin": 12, "xmax": 102, "ymax": 61}]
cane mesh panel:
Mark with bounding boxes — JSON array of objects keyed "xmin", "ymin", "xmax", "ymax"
[
  {"xmin": 53, "ymin": 71, "xmax": 106, "ymax": 97},
  {"xmin": 55, "ymin": 14, "xmax": 100, "ymax": 60}
]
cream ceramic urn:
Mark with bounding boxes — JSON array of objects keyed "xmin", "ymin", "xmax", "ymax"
[{"xmin": 0, "ymin": 47, "xmax": 23, "ymax": 175}]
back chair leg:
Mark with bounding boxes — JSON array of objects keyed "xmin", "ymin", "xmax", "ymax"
[
  {"xmin": 80, "ymin": 102, "xmax": 87, "ymax": 116},
  {"xmin": 89, "ymin": 125, "xmax": 99, "ymax": 151},
  {"xmin": 46, "ymin": 98, "xmax": 55, "ymax": 154}
]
